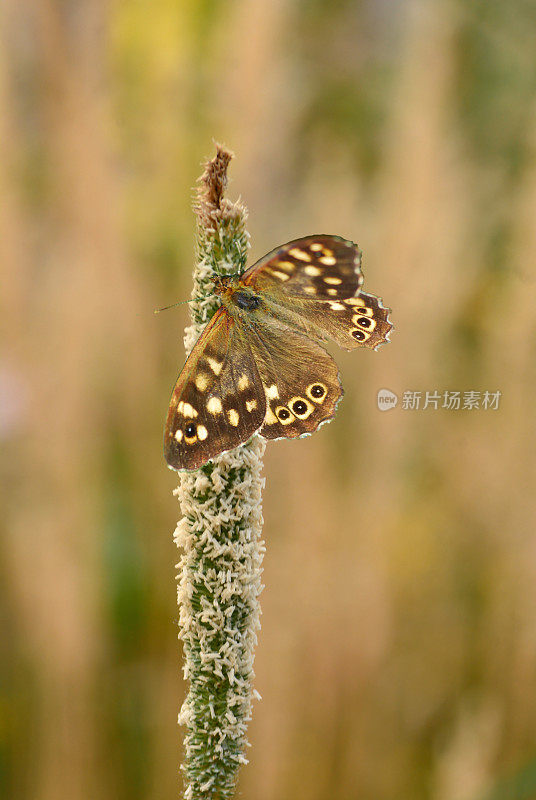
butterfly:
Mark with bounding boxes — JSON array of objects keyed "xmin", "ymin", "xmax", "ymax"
[{"xmin": 164, "ymin": 235, "xmax": 392, "ymax": 471}]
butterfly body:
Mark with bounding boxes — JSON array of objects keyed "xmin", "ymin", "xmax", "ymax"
[{"xmin": 164, "ymin": 235, "xmax": 392, "ymax": 471}]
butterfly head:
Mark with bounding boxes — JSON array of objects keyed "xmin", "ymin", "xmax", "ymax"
[
  {"xmin": 212, "ymin": 274, "xmax": 234, "ymax": 292},
  {"xmin": 213, "ymin": 274, "xmax": 263, "ymax": 312}
]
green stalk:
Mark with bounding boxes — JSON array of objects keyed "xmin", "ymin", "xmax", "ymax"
[{"xmin": 174, "ymin": 146, "xmax": 266, "ymax": 799}]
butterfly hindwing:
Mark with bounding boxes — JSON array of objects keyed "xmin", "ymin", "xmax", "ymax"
[
  {"xmin": 292, "ymin": 291, "xmax": 393, "ymax": 351},
  {"xmin": 241, "ymin": 316, "xmax": 343, "ymax": 441},
  {"xmin": 164, "ymin": 307, "xmax": 266, "ymax": 470},
  {"xmin": 242, "ymin": 235, "xmax": 362, "ymax": 301}
]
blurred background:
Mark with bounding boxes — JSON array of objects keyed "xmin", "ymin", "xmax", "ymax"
[{"xmin": 2, "ymin": 1, "xmax": 536, "ymax": 799}]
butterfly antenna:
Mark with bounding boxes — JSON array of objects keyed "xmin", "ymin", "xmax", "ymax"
[
  {"xmin": 154, "ymin": 294, "xmax": 217, "ymax": 314},
  {"xmin": 154, "ymin": 299, "xmax": 191, "ymax": 314}
]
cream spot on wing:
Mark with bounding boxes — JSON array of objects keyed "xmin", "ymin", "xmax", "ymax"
[
  {"xmin": 238, "ymin": 374, "xmax": 250, "ymax": 391},
  {"xmin": 246, "ymin": 399, "xmax": 258, "ymax": 412},
  {"xmin": 264, "ymin": 407, "xmax": 278, "ymax": 425},
  {"xmin": 304, "ymin": 265, "xmax": 321, "ymax": 277},
  {"xmin": 320, "ymin": 256, "xmax": 336, "ymax": 266},
  {"xmin": 310, "ymin": 243, "xmax": 323, "ymax": 252},
  {"xmin": 289, "ymin": 247, "xmax": 311, "ymax": 262},
  {"xmin": 178, "ymin": 401, "xmax": 198, "ymax": 418},
  {"xmin": 206, "ymin": 357, "xmax": 223, "ymax": 375},
  {"xmin": 195, "ymin": 373, "xmax": 210, "ymax": 391},
  {"xmin": 228, "ymin": 409, "xmax": 240, "ymax": 426},
  {"xmin": 327, "ymin": 288, "xmax": 338, "ymax": 296},
  {"xmin": 321, "ymin": 248, "xmax": 333, "ymax": 257},
  {"xmin": 304, "ymin": 286, "xmax": 316, "ymax": 295},
  {"xmin": 271, "ymin": 270, "xmax": 290, "ymax": 281},
  {"xmin": 329, "ymin": 302, "xmax": 345, "ymax": 311},
  {"xmin": 196, "ymin": 425, "xmax": 208, "ymax": 441},
  {"xmin": 345, "ymin": 297, "xmax": 365, "ymax": 306},
  {"xmin": 277, "ymin": 260, "xmax": 294, "ymax": 271},
  {"xmin": 265, "ymin": 384, "xmax": 279, "ymax": 400},
  {"xmin": 174, "ymin": 430, "xmax": 183, "ymax": 442},
  {"xmin": 324, "ymin": 276, "xmax": 342, "ymax": 285},
  {"xmin": 206, "ymin": 396, "xmax": 223, "ymax": 414}
]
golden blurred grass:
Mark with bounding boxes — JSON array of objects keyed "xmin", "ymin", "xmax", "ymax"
[{"xmin": 2, "ymin": 1, "xmax": 536, "ymax": 799}]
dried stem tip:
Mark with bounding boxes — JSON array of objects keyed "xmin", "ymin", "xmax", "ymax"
[{"xmin": 196, "ymin": 144, "xmax": 235, "ymax": 228}]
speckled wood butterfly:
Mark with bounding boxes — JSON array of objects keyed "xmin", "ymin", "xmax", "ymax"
[{"xmin": 164, "ymin": 235, "xmax": 392, "ymax": 471}]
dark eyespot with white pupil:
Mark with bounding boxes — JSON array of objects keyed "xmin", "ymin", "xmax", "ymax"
[
  {"xmin": 185, "ymin": 423, "xmax": 196, "ymax": 437},
  {"xmin": 352, "ymin": 329, "xmax": 366, "ymax": 340},
  {"xmin": 311, "ymin": 384, "xmax": 325, "ymax": 398},
  {"xmin": 278, "ymin": 408, "xmax": 291, "ymax": 420},
  {"xmin": 292, "ymin": 400, "xmax": 308, "ymax": 415},
  {"xmin": 357, "ymin": 317, "xmax": 372, "ymax": 328}
]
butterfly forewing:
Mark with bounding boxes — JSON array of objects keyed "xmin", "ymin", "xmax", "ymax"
[
  {"xmin": 164, "ymin": 307, "xmax": 266, "ymax": 470},
  {"xmin": 241, "ymin": 316, "xmax": 343, "ymax": 440},
  {"xmin": 242, "ymin": 235, "xmax": 363, "ymax": 301}
]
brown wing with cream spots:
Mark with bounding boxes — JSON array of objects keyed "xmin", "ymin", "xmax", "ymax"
[
  {"xmin": 164, "ymin": 307, "xmax": 266, "ymax": 471},
  {"xmin": 291, "ymin": 291, "xmax": 393, "ymax": 351},
  {"xmin": 241, "ymin": 235, "xmax": 362, "ymax": 301},
  {"xmin": 243, "ymin": 318, "xmax": 343, "ymax": 441}
]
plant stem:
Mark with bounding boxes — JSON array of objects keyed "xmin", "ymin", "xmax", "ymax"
[{"xmin": 174, "ymin": 145, "xmax": 266, "ymax": 799}]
